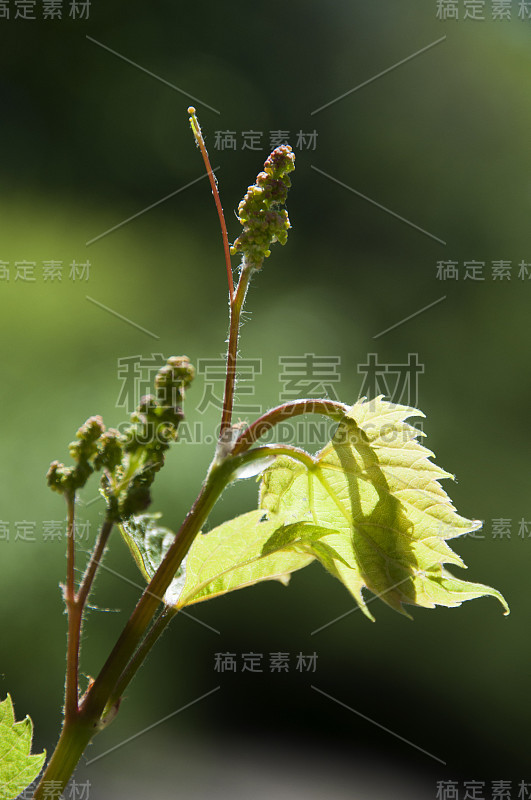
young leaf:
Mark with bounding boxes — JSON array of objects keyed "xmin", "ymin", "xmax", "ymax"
[
  {"xmin": 0, "ymin": 695, "xmax": 46, "ymax": 800},
  {"xmin": 174, "ymin": 510, "xmax": 316, "ymax": 607},
  {"xmin": 259, "ymin": 396, "xmax": 509, "ymax": 620}
]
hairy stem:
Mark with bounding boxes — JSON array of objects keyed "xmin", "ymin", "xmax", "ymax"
[
  {"xmin": 220, "ymin": 260, "xmax": 253, "ymax": 438},
  {"xmin": 33, "ymin": 721, "xmax": 96, "ymax": 800},
  {"xmin": 76, "ymin": 516, "xmax": 114, "ymax": 609},
  {"xmin": 188, "ymin": 107, "xmax": 234, "ymax": 299},
  {"xmin": 188, "ymin": 106, "xmax": 253, "ymax": 441},
  {"xmin": 34, "ymin": 514, "xmax": 115, "ymax": 797},
  {"xmin": 231, "ymin": 399, "xmax": 349, "ymax": 456},
  {"xmin": 104, "ymin": 607, "xmax": 177, "ymax": 715},
  {"xmin": 64, "ymin": 492, "xmax": 79, "ymax": 724}
]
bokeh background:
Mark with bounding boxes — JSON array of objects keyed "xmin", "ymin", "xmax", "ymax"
[{"xmin": 1, "ymin": 1, "xmax": 530, "ymax": 798}]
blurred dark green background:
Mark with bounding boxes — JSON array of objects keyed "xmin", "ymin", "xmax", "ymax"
[{"xmin": 1, "ymin": 2, "xmax": 530, "ymax": 798}]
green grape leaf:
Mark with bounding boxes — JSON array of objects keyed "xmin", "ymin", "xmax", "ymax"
[
  {"xmin": 176, "ymin": 510, "xmax": 318, "ymax": 608},
  {"xmin": 0, "ymin": 695, "xmax": 46, "ymax": 800},
  {"xmin": 259, "ymin": 396, "xmax": 509, "ymax": 620},
  {"xmin": 120, "ymin": 514, "xmax": 187, "ymax": 605}
]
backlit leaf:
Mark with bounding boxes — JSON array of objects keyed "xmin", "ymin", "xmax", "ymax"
[
  {"xmin": 259, "ymin": 396, "xmax": 509, "ymax": 619},
  {"xmin": 0, "ymin": 694, "xmax": 46, "ymax": 800}
]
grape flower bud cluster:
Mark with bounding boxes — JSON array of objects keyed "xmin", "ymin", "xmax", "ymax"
[{"xmin": 47, "ymin": 356, "xmax": 195, "ymax": 521}]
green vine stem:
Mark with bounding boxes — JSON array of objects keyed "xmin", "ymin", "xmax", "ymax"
[
  {"xmin": 33, "ymin": 720, "xmax": 96, "ymax": 800},
  {"xmin": 219, "ymin": 259, "xmax": 253, "ymax": 439},
  {"xmin": 80, "ymin": 462, "xmax": 227, "ymax": 712},
  {"xmin": 103, "ymin": 607, "xmax": 177, "ymax": 715}
]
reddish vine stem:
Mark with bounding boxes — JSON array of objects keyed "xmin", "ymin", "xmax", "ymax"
[
  {"xmin": 188, "ymin": 106, "xmax": 243, "ymax": 439},
  {"xmin": 188, "ymin": 107, "xmax": 234, "ymax": 300},
  {"xmin": 64, "ymin": 492, "xmax": 79, "ymax": 723},
  {"xmin": 65, "ymin": 492, "xmax": 76, "ymax": 604},
  {"xmin": 76, "ymin": 516, "xmax": 114, "ymax": 609},
  {"xmin": 231, "ymin": 399, "xmax": 350, "ymax": 456},
  {"xmin": 64, "ymin": 511, "xmax": 114, "ymax": 725}
]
